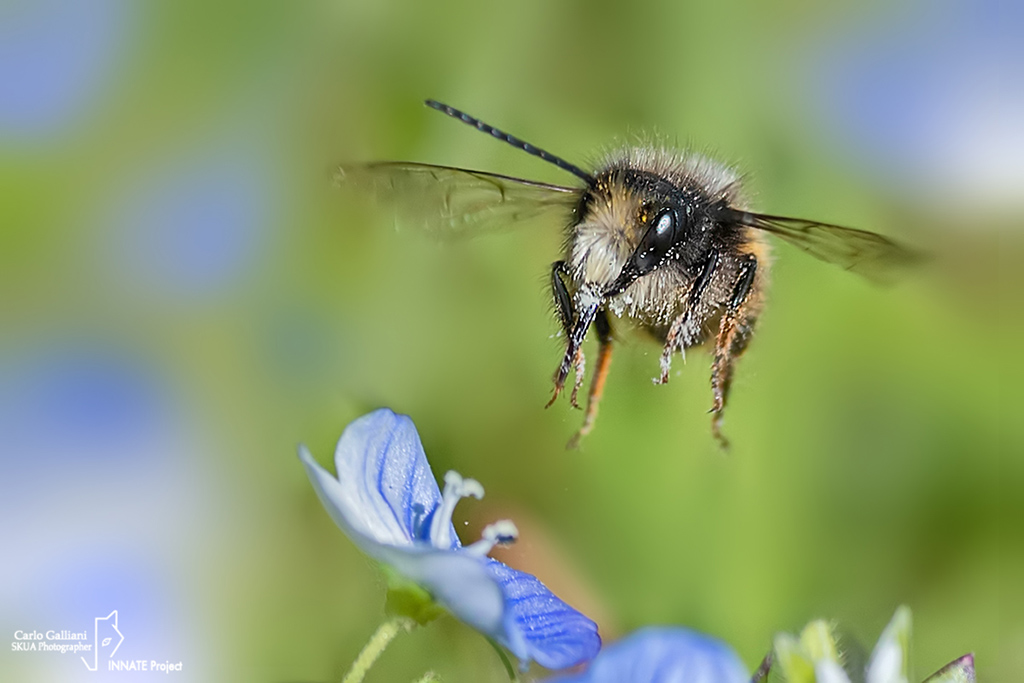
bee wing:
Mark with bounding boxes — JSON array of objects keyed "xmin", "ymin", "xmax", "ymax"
[
  {"xmin": 723, "ymin": 209, "xmax": 923, "ymax": 284},
  {"xmin": 335, "ymin": 161, "xmax": 580, "ymax": 238}
]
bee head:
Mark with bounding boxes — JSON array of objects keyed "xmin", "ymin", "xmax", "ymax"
[{"xmin": 578, "ymin": 168, "xmax": 714, "ymax": 299}]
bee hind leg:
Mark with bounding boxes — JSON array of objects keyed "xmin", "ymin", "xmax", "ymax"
[
  {"xmin": 568, "ymin": 309, "xmax": 613, "ymax": 449},
  {"xmin": 711, "ymin": 253, "xmax": 759, "ymax": 448}
]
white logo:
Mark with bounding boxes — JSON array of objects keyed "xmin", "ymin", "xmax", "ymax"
[
  {"xmin": 11, "ymin": 610, "xmax": 182, "ymax": 674},
  {"xmin": 81, "ymin": 610, "xmax": 124, "ymax": 671}
]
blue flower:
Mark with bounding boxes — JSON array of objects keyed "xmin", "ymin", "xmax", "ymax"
[
  {"xmin": 546, "ymin": 627, "xmax": 750, "ymax": 683},
  {"xmin": 298, "ymin": 408, "xmax": 601, "ymax": 670}
]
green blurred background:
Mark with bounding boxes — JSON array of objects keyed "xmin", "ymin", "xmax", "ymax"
[{"xmin": 2, "ymin": 0, "xmax": 1021, "ymax": 681}]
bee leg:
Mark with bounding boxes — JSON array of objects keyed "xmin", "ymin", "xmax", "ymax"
[
  {"xmin": 568, "ymin": 309, "xmax": 613, "ymax": 449},
  {"xmin": 711, "ymin": 254, "xmax": 758, "ymax": 448},
  {"xmin": 546, "ymin": 261, "xmax": 587, "ymax": 409},
  {"xmin": 569, "ymin": 348, "xmax": 586, "ymax": 409},
  {"xmin": 551, "ymin": 260, "xmax": 573, "ymax": 334},
  {"xmin": 657, "ymin": 250, "xmax": 722, "ymax": 384},
  {"xmin": 547, "ymin": 349, "xmax": 585, "ymax": 408},
  {"xmin": 656, "ymin": 314, "xmax": 688, "ymax": 385}
]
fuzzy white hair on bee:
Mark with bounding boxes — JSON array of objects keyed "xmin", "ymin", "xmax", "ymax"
[{"xmin": 339, "ymin": 100, "xmax": 921, "ymax": 449}]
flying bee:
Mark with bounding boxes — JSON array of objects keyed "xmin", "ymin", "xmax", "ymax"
[{"xmin": 337, "ymin": 100, "xmax": 919, "ymax": 448}]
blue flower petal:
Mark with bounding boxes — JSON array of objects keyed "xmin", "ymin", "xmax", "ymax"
[
  {"xmin": 304, "ymin": 408, "xmax": 456, "ymax": 547},
  {"xmin": 486, "ymin": 560, "xmax": 602, "ymax": 670},
  {"xmin": 300, "ymin": 443, "xmax": 398, "ymax": 553},
  {"xmin": 335, "ymin": 409, "xmax": 447, "ymax": 544},
  {"xmin": 548, "ymin": 627, "xmax": 748, "ymax": 683}
]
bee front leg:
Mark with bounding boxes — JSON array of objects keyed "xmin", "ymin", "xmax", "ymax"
[
  {"xmin": 567, "ymin": 309, "xmax": 613, "ymax": 449},
  {"xmin": 657, "ymin": 250, "xmax": 722, "ymax": 384},
  {"xmin": 548, "ymin": 343, "xmax": 589, "ymax": 409},
  {"xmin": 710, "ymin": 253, "xmax": 758, "ymax": 448},
  {"xmin": 546, "ymin": 261, "xmax": 587, "ymax": 408},
  {"xmin": 656, "ymin": 312, "xmax": 689, "ymax": 385},
  {"xmin": 551, "ymin": 260, "xmax": 573, "ymax": 335}
]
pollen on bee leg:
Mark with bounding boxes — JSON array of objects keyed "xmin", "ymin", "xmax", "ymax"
[
  {"xmin": 655, "ymin": 312, "xmax": 689, "ymax": 384},
  {"xmin": 567, "ymin": 336, "xmax": 613, "ymax": 449},
  {"xmin": 429, "ymin": 470, "xmax": 485, "ymax": 549},
  {"xmin": 655, "ymin": 343, "xmax": 684, "ymax": 384},
  {"xmin": 569, "ymin": 349, "xmax": 586, "ymax": 409},
  {"xmin": 464, "ymin": 520, "xmax": 519, "ymax": 557}
]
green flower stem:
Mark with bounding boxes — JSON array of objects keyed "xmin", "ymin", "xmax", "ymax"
[
  {"xmin": 342, "ymin": 617, "xmax": 415, "ymax": 683},
  {"xmin": 486, "ymin": 636, "xmax": 519, "ymax": 683}
]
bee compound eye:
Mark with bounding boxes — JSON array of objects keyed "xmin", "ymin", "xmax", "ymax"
[
  {"xmin": 630, "ymin": 209, "xmax": 676, "ymax": 273},
  {"xmin": 655, "ymin": 210, "xmax": 673, "ymax": 233},
  {"xmin": 653, "ymin": 210, "xmax": 675, "ymax": 248}
]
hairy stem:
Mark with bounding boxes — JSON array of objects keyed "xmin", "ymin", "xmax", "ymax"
[{"xmin": 342, "ymin": 617, "xmax": 415, "ymax": 683}]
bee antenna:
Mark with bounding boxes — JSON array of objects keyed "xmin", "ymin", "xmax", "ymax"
[{"xmin": 425, "ymin": 100, "xmax": 594, "ymax": 183}]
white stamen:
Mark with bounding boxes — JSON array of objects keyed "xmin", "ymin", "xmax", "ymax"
[
  {"xmin": 465, "ymin": 520, "xmax": 519, "ymax": 557},
  {"xmin": 429, "ymin": 470, "xmax": 484, "ymax": 549}
]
